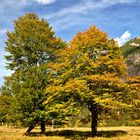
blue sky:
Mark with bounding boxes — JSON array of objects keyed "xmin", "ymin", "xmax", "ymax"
[{"xmin": 0, "ymin": 0, "xmax": 140, "ymax": 86}]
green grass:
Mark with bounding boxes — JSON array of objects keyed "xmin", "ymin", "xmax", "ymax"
[{"xmin": 0, "ymin": 126, "xmax": 140, "ymax": 140}]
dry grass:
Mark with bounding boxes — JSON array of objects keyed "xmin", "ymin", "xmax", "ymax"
[{"xmin": 0, "ymin": 126, "xmax": 140, "ymax": 140}]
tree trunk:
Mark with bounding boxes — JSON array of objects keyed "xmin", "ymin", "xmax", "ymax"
[
  {"xmin": 91, "ymin": 109, "xmax": 98, "ymax": 137},
  {"xmin": 25, "ymin": 119, "xmax": 39, "ymax": 134},
  {"xmin": 88, "ymin": 102, "xmax": 98, "ymax": 137},
  {"xmin": 25, "ymin": 124, "xmax": 36, "ymax": 134},
  {"xmin": 40, "ymin": 119, "xmax": 46, "ymax": 133}
]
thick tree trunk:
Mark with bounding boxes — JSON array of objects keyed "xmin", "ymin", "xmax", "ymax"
[
  {"xmin": 25, "ymin": 119, "xmax": 39, "ymax": 134},
  {"xmin": 88, "ymin": 102, "xmax": 98, "ymax": 137},
  {"xmin": 25, "ymin": 124, "xmax": 36, "ymax": 134},
  {"xmin": 40, "ymin": 119, "xmax": 46, "ymax": 133},
  {"xmin": 91, "ymin": 109, "xmax": 98, "ymax": 137}
]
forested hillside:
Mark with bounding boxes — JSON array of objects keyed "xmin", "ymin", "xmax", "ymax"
[{"xmin": 121, "ymin": 37, "xmax": 140, "ymax": 76}]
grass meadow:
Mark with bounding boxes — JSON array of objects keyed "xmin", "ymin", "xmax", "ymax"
[{"xmin": 0, "ymin": 126, "xmax": 140, "ymax": 140}]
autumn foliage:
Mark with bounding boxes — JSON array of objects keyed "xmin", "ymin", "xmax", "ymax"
[
  {"xmin": 46, "ymin": 26, "xmax": 133, "ymax": 137},
  {"xmin": 0, "ymin": 13, "xmax": 139, "ymax": 137}
]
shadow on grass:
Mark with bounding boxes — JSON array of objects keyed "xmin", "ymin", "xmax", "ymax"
[{"xmin": 25, "ymin": 129, "xmax": 128, "ymax": 140}]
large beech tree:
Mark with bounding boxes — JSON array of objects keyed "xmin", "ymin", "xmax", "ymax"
[
  {"xmin": 46, "ymin": 26, "xmax": 132, "ymax": 137},
  {"xmin": 4, "ymin": 13, "xmax": 65, "ymax": 133}
]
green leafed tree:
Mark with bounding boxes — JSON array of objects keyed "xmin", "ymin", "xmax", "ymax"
[
  {"xmin": 4, "ymin": 13, "xmax": 65, "ymax": 133},
  {"xmin": 0, "ymin": 83, "xmax": 18, "ymax": 125},
  {"xmin": 46, "ymin": 26, "xmax": 132, "ymax": 137}
]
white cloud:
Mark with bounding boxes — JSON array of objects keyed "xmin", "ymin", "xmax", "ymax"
[
  {"xmin": 46, "ymin": 0, "xmax": 136, "ymax": 19},
  {"xmin": 0, "ymin": 29, "xmax": 7, "ymax": 36},
  {"xmin": 34, "ymin": 0, "xmax": 56, "ymax": 5},
  {"xmin": 120, "ymin": 31, "xmax": 131, "ymax": 40},
  {"xmin": 115, "ymin": 31, "xmax": 131, "ymax": 46},
  {"xmin": 44, "ymin": 0, "xmax": 137, "ymax": 31}
]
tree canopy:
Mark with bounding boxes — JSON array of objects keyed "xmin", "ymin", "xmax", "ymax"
[
  {"xmin": 0, "ymin": 13, "xmax": 139, "ymax": 137},
  {"xmin": 4, "ymin": 13, "xmax": 66, "ymax": 133},
  {"xmin": 46, "ymin": 26, "xmax": 132, "ymax": 137}
]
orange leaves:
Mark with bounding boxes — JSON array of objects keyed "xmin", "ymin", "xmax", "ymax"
[
  {"xmin": 70, "ymin": 26, "xmax": 109, "ymax": 51},
  {"xmin": 46, "ymin": 25, "xmax": 129, "ymax": 114},
  {"xmin": 48, "ymin": 62, "xmax": 62, "ymax": 71},
  {"xmin": 66, "ymin": 25, "xmax": 126, "ymax": 77},
  {"xmin": 127, "ymin": 76, "xmax": 140, "ymax": 84},
  {"xmin": 126, "ymin": 76, "xmax": 140, "ymax": 98},
  {"xmin": 84, "ymin": 73, "xmax": 122, "ymax": 82}
]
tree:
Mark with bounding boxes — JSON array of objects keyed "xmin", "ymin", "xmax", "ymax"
[
  {"xmin": 121, "ymin": 38, "xmax": 140, "ymax": 125},
  {"xmin": 126, "ymin": 76, "xmax": 140, "ymax": 125},
  {"xmin": 46, "ymin": 26, "xmax": 131, "ymax": 137},
  {"xmin": 4, "ymin": 13, "xmax": 65, "ymax": 133},
  {"xmin": 0, "ymin": 84, "xmax": 18, "ymax": 125}
]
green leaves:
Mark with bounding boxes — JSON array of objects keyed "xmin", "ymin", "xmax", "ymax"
[
  {"xmin": 5, "ymin": 13, "xmax": 63, "ymax": 71},
  {"xmin": 3, "ymin": 13, "xmax": 66, "ymax": 129},
  {"xmin": 2, "ymin": 13, "xmax": 139, "ymax": 131}
]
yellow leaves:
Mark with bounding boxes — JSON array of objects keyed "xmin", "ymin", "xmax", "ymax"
[
  {"xmin": 95, "ymin": 97, "xmax": 113, "ymax": 105},
  {"xmin": 127, "ymin": 76, "xmax": 140, "ymax": 90},
  {"xmin": 84, "ymin": 73, "xmax": 122, "ymax": 83},
  {"xmin": 48, "ymin": 62, "xmax": 62, "ymax": 71},
  {"xmin": 46, "ymin": 85, "xmax": 62, "ymax": 95},
  {"xmin": 126, "ymin": 76, "xmax": 140, "ymax": 104},
  {"xmin": 62, "ymin": 25, "xmax": 126, "ymax": 78},
  {"xmin": 94, "ymin": 93, "xmax": 126, "ymax": 109},
  {"xmin": 45, "ymin": 25, "xmax": 130, "ymax": 116},
  {"xmin": 64, "ymin": 78, "xmax": 87, "ymax": 93},
  {"xmin": 94, "ymin": 96, "xmax": 131, "ymax": 109},
  {"xmin": 69, "ymin": 26, "xmax": 109, "ymax": 52},
  {"xmin": 127, "ymin": 76, "xmax": 140, "ymax": 84}
]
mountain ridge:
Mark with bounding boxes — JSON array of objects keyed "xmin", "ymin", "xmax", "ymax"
[{"xmin": 121, "ymin": 37, "xmax": 140, "ymax": 76}]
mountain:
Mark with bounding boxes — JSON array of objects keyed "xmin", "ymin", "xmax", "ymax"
[{"xmin": 121, "ymin": 37, "xmax": 140, "ymax": 76}]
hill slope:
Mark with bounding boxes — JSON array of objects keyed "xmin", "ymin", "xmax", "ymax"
[{"xmin": 121, "ymin": 37, "xmax": 140, "ymax": 76}]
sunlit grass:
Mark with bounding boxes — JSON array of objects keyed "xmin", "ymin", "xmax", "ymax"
[{"xmin": 0, "ymin": 126, "xmax": 140, "ymax": 140}]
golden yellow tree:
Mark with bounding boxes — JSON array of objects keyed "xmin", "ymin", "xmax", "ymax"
[
  {"xmin": 126, "ymin": 76, "xmax": 140, "ymax": 125},
  {"xmin": 46, "ymin": 26, "xmax": 131, "ymax": 137}
]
